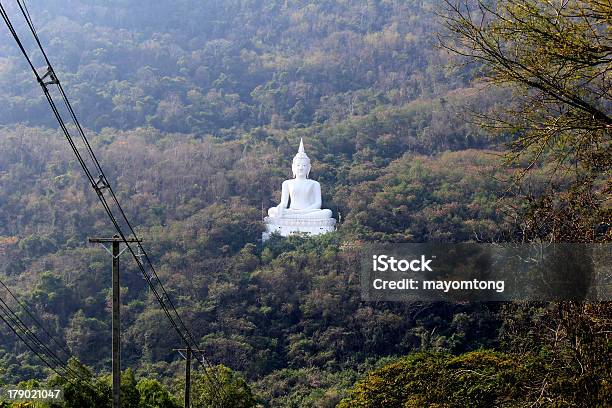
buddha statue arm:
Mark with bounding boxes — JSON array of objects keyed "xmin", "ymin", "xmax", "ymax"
[
  {"xmin": 275, "ymin": 180, "xmax": 290, "ymax": 215},
  {"xmin": 267, "ymin": 181, "xmax": 289, "ymax": 217}
]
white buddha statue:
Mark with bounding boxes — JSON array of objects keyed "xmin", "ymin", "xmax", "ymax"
[{"xmin": 263, "ymin": 139, "xmax": 335, "ymax": 239}]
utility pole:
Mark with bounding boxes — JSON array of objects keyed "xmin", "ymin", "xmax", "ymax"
[
  {"xmin": 185, "ymin": 347, "xmax": 191, "ymax": 408},
  {"xmin": 173, "ymin": 347, "xmax": 206, "ymax": 408},
  {"xmin": 89, "ymin": 234, "xmax": 141, "ymax": 408}
]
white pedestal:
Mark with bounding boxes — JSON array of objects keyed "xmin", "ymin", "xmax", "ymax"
[{"xmin": 262, "ymin": 216, "xmax": 336, "ymax": 241}]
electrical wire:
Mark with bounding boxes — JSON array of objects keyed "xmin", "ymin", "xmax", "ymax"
[
  {"xmin": 0, "ymin": 295, "xmax": 104, "ymax": 395},
  {"xmin": 0, "ymin": 306, "xmax": 74, "ymax": 383},
  {"xmin": 0, "ymin": 277, "xmax": 72, "ymax": 358}
]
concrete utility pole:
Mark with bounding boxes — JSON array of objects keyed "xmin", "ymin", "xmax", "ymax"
[
  {"xmin": 173, "ymin": 347, "xmax": 206, "ymax": 408},
  {"xmin": 89, "ymin": 234, "xmax": 141, "ymax": 408}
]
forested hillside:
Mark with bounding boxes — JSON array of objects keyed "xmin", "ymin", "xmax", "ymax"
[
  {"xmin": 1, "ymin": 0, "xmax": 479, "ymax": 134},
  {"xmin": 0, "ymin": 1, "xmax": 608, "ymax": 407}
]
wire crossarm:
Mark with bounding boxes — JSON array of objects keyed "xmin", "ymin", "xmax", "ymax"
[{"xmin": 38, "ymin": 66, "xmax": 59, "ymax": 88}]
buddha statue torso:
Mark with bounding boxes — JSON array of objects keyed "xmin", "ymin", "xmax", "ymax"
[{"xmin": 288, "ymin": 179, "xmax": 315, "ymax": 209}]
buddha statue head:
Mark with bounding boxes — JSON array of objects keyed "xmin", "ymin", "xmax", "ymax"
[{"xmin": 292, "ymin": 138, "xmax": 311, "ymax": 179}]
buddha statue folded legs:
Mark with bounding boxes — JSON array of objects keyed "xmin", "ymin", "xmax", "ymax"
[{"xmin": 267, "ymin": 207, "xmax": 332, "ymax": 219}]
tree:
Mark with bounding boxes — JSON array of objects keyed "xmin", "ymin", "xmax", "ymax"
[
  {"xmin": 119, "ymin": 369, "xmax": 140, "ymax": 408},
  {"xmin": 440, "ymin": 2, "xmax": 612, "ymax": 406},
  {"xmin": 47, "ymin": 358, "xmax": 111, "ymax": 408},
  {"xmin": 136, "ymin": 378, "xmax": 181, "ymax": 408},
  {"xmin": 440, "ymin": 0, "xmax": 611, "ymax": 242},
  {"xmin": 338, "ymin": 351, "xmax": 535, "ymax": 407},
  {"xmin": 190, "ymin": 365, "xmax": 257, "ymax": 408}
]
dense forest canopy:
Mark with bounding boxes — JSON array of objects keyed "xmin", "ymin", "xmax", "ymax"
[
  {"xmin": 0, "ymin": 0, "xmax": 608, "ymax": 407},
  {"xmin": 0, "ymin": 0, "xmax": 476, "ymax": 135}
]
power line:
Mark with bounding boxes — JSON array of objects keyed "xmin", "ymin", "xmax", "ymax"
[
  {"xmin": 0, "ymin": 297, "xmax": 68, "ymax": 373},
  {"xmin": 0, "ymin": 294, "xmax": 103, "ymax": 395},
  {"xmin": 0, "ymin": 277, "xmax": 107, "ymax": 394},
  {"xmin": 0, "ymin": 277, "xmax": 72, "ymax": 359},
  {"xmin": 1, "ymin": 1, "xmax": 227, "ymax": 400},
  {"xmin": 0, "ymin": 305, "xmax": 73, "ymax": 383}
]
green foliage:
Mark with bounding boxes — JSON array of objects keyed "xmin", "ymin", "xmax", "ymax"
[
  {"xmin": 119, "ymin": 369, "xmax": 140, "ymax": 408},
  {"xmin": 0, "ymin": 362, "xmax": 182, "ymax": 408},
  {"xmin": 339, "ymin": 350, "xmax": 549, "ymax": 407},
  {"xmin": 47, "ymin": 358, "xmax": 111, "ymax": 408},
  {"xmin": 191, "ymin": 365, "xmax": 256, "ymax": 408},
  {"xmin": 253, "ymin": 367, "xmax": 361, "ymax": 408},
  {"xmin": 0, "ymin": 1, "xmax": 471, "ymax": 136},
  {"xmin": 340, "ymin": 150, "xmax": 516, "ymax": 242},
  {"xmin": 137, "ymin": 378, "xmax": 181, "ymax": 408}
]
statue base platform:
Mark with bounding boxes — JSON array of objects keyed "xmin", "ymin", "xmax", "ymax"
[{"xmin": 262, "ymin": 216, "xmax": 336, "ymax": 241}]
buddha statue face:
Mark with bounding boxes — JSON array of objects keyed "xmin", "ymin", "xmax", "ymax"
[{"xmin": 292, "ymin": 156, "xmax": 311, "ymax": 179}]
